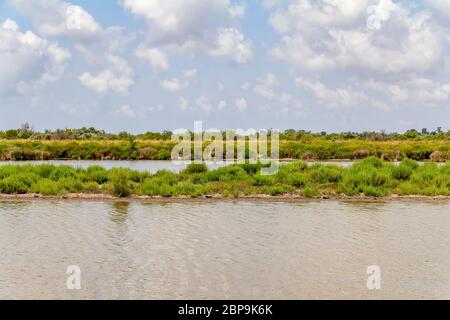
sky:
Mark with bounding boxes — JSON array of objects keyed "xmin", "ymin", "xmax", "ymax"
[{"xmin": 1, "ymin": 0, "xmax": 450, "ymax": 133}]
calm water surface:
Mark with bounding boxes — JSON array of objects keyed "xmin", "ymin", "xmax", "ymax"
[
  {"xmin": 0, "ymin": 160, "xmax": 441, "ymax": 172},
  {"xmin": 0, "ymin": 200, "xmax": 449, "ymax": 299}
]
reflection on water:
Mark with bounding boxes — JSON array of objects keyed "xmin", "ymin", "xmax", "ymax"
[
  {"xmin": 110, "ymin": 202, "xmax": 130, "ymax": 223},
  {"xmin": 0, "ymin": 200, "xmax": 449, "ymax": 299}
]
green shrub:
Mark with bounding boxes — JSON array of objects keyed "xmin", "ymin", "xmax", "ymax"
[
  {"xmin": 112, "ymin": 179, "xmax": 131, "ymax": 197},
  {"xmin": 58, "ymin": 177, "xmax": 83, "ymax": 193},
  {"xmin": 182, "ymin": 163, "xmax": 208, "ymax": 174},
  {"xmin": 287, "ymin": 173, "xmax": 307, "ymax": 187},
  {"xmin": 303, "ymin": 187, "xmax": 319, "ymax": 198},
  {"xmin": 109, "ymin": 170, "xmax": 132, "ymax": 197},
  {"xmin": 396, "ymin": 182, "xmax": 420, "ymax": 195},
  {"xmin": 253, "ymin": 174, "xmax": 276, "ymax": 186},
  {"xmin": 358, "ymin": 156, "xmax": 384, "ymax": 168},
  {"xmin": 154, "ymin": 170, "xmax": 178, "ymax": 185},
  {"xmin": 262, "ymin": 185, "xmax": 294, "ymax": 196},
  {"xmin": 207, "ymin": 165, "xmax": 248, "ymax": 182},
  {"xmin": 0, "ymin": 176, "xmax": 29, "ymax": 194},
  {"xmin": 363, "ymin": 186, "xmax": 388, "ymax": 197},
  {"xmin": 139, "ymin": 179, "xmax": 172, "ymax": 197},
  {"xmin": 310, "ymin": 165, "xmax": 343, "ymax": 183},
  {"xmin": 392, "ymin": 165, "xmax": 413, "ymax": 180},
  {"xmin": 86, "ymin": 166, "xmax": 109, "ymax": 184},
  {"xmin": 33, "ymin": 164, "xmax": 56, "ymax": 178},
  {"xmin": 173, "ymin": 183, "xmax": 204, "ymax": 198},
  {"xmin": 31, "ymin": 179, "xmax": 64, "ymax": 195},
  {"xmin": 48, "ymin": 166, "xmax": 77, "ymax": 181}
]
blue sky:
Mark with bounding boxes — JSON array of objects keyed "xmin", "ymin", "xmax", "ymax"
[{"xmin": 1, "ymin": 0, "xmax": 450, "ymax": 133}]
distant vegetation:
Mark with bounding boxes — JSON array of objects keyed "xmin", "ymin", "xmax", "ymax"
[
  {"xmin": 0, "ymin": 139, "xmax": 448, "ymax": 161},
  {"xmin": 0, "ymin": 158, "xmax": 449, "ymax": 198},
  {"xmin": 1, "ymin": 123, "xmax": 449, "ymax": 141},
  {"xmin": 0, "ymin": 124, "xmax": 448, "ymax": 161}
]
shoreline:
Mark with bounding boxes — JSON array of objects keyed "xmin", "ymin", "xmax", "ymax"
[{"xmin": 1, "ymin": 193, "xmax": 449, "ymax": 203}]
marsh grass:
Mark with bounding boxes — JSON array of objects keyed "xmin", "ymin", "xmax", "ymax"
[
  {"xmin": 1, "ymin": 139, "xmax": 449, "ymax": 161},
  {"xmin": 0, "ymin": 157, "xmax": 448, "ymax": 198}
]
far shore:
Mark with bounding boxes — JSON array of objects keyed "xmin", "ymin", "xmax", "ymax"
[{"xmin": 1, "ymin": 193, "xmax": 449, "ymax": 203}]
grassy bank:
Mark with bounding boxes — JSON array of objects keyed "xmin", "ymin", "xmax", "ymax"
[
  {"xmin": 0, "ymin": 158, "xmax": 449, "ymax": 198},
  {"xmin": 0, "ymin": 139, "xmax": 449, "ymax": 161}
]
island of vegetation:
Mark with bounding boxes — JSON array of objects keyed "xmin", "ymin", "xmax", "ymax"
[
  {"xmin": 0, "ymin": 158, "xmax": 449, "ymax": 200},
  {"xmin": 0, "ymin": 124, "xmax": 449, "ymax": 162}
]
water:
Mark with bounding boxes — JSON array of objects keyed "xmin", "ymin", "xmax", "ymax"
[
  {"xmin": 0, "ymin": 160, "xmax": 441, "ymax": 172},
  {"xmin": 1, "ymin": 200, "xmax": 449, "ymax": 300}
]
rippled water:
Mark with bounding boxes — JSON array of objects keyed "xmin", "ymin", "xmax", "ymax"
[{"xmin": 0, "ymin": 200, "xmax": 449, "ymax": 299}]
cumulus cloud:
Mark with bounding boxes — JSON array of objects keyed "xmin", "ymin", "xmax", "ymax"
[
  {"xmin": 10, "ymin": 0, "xmax": 101, "ymax": 42},
  {"xmin": 121, "ymin": 0, "xmax": 240, "ymax": 41},
  {"xmin": 424, "ymin": 0, "xmax": 450, "ymax": 20},
  {"xmin": 270, "ymin": 0, "xmax": 444, "ymax": 75},
  {"xmin": 229, "ymin": 3, "xmax": 247, "ymax": 18},
  {"xmin": 196, "ymin": 96, "xmax": 213, "ymax": 112},
  {"xmin": 295, "ymin": 77, "xmax": 370, "ymax": 109},
  {"xmin": 79, "ymin": 55, "xmax": 134, "ymax": 94},
  {"xmin": 121, "ymin": 0, "xmax": 252, "ymax": 64},
  {"xmin": 116, "ymin": 104, "xmax": 136, "ymax": 118},
  {"xmin": 262, "ymin": 0, "xmax": 284, "ymax": 9},
  {"xmin": 364, "ymin": 78, "xmax": 450, "ymax": 108},
  {"xmin": 135, "ymin": 46, "xmax": 169, "ymax": 73},
  {"xmin": 252, "ymin": 72, "xmax": 279, "ymax": 99},
  {"xmin": 268, "ymin": 0, "xmax": 450, "ymax": 111},
  {"xmin": 178, "ymin": 96, "xmax": 190, "ymax": 110},
  {"xmin": 218, "ymin": 100, "xmax": 227, "ymax": 110},
  {"xmin": 0, "ymin": 19, "xmax": 71, "ymax": 94},
  {"xmin": 161, "ymin": 78, "xmax": 188, "ymax": 92},
  {"xmin": 210, "ymin": 28, "xmax": 252, "ymax": 64},
  {"xmin": 183, "ymin": 69, "xmax": 197, "ymax": 78},
  {"xmin": 235, "ymin": 98, "xmax": 248, "ymax": 110}
]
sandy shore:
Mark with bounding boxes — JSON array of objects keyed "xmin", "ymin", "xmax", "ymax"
[{"xmin": 0, "ymin": 193, "xmax": 449, "ymax": 202}]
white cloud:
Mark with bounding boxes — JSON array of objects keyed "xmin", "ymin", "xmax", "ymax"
[
  {"xmin": 261, "ymin": 72, "xmax": 279, "ymax": 87},
  {"xmin": 178, "ymin": 96, "xmax": 190, "ymax": 110},
  {"xmin": 424, "ymin": 0, "xmax": 450, "ymax": 19},
  {"xmin": 241, "ymin": 82, "xmax": 251, "ymax": 91},
  {"xmin": 235, "ymin": 97, "xmax": 247, "ymax": 110},
  {"xmin": 183, "ymin": 69, "xmax": 197, "ymax": 78},
  {"xmin": 270, "ymin": 0, "xmax": 445, "ymax": 75},
  {"xmin": 253, "ymin": 85, "xmax": 275, "ymax": 99},
  {"xmin": 266, "ymin": 0, "xmax": 450, "ymax": 113},
  {"xmin": 79, "ymin": 55, "xmax": 134, "ymax": 94},
  {"xmin": 11, "ymin": 0, "xmax": 101, "ymax": 42},
  {"xmin": 196, "ymin": 96, "xmax": 213, "ymax": 112},
  {"xmin": 210, "ymin": 28, "xmax": 252, "ymax": 64},
  {"xmin": 116, "ymin": 104, "xmax": 136, "ymax": 118},
  {"xmin": 135, "ymin": 46, "xmax": 169, "ymax": 72},
  {"xmin": 262, "ymin": 0, "xmax": 284, "ymax": 9},
  {"xmin": 229, "ymin": 3, "xmax": 246, "ymax": 18},
  {"xmin": 218, "ymin": 100, "xmax": 227, "ymax": 110},
  {"xmin": 279, "ymin": 92, "xmax": 292, "ymax": 105},
  {"xmin": 161, "ymin": 78, "xmax": 188, "ymax": 92},
  {"xmin": 0, "ymin": 19, "xmax": 71, "ymax": 94},
  {"xmin": 121, "ymin": 0, "xmax": 251, "ymax": 64},
  {"xmin": 252, "ymin": 72, "xmax": 279, "ymax": 99},
  {"xmin": 295, "ymin": 77, "xmax": 370, "ymax": 109},
  {"xmin": 121, "ymin": 0, "xmax": 241, "ymax": 42},
  {"xmin": 364, "ymin": 78, "xmax": 450, "ymax": 108}
]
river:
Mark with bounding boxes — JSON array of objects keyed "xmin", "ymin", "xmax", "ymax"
[{"xmin": 0, "ymin": 200, "xmax": 449, "ymax": 299}]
